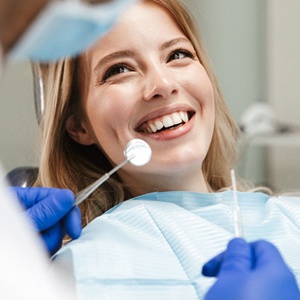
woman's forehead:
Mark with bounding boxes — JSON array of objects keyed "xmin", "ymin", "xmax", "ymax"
[{"xmin": 85, "ymin": 1, "xmax": 186, "ymax": 62}]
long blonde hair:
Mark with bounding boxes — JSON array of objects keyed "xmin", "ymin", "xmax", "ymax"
[{"xmin": 34, "ymin": 0, "xmax": 245, "ymax": 226}]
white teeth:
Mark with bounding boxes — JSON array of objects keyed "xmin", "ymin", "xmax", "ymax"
[
  {"xmin": 171, "ymin": 112, "xmax": 182, "ymax": 125},
  {"xmin": 149, "ymin": 123, "xmax": 157, "ymax": 133},
  {"xmin": 162, "ymin": 116, "xmax": 173, "ymax": 128},
  {"xmin": 145, "ymin": 111, "xmax": 190, "ymax": 133},
  {"xmin": 155, "ymin": 120, "xmax": 163, "ymax": 131},
  {"xmin": 180, "ymin": 111, "xmax": 188, "ymax": 123}
]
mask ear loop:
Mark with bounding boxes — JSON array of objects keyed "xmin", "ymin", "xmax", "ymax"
[{"xmin": 32, "ymin": 63, "xmax": 45, "ymax": 125}]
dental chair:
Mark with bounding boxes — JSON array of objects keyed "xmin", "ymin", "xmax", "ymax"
[
  {"xmin": 5, "ymin": 64, "xmax": 44, "ymax": 187},
  {"xmin": 6, "ymin": 167, "xmax": 39, "ymax": 187}
]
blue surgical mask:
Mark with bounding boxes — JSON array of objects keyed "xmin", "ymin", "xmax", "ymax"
[{"xmin": 9, "ymin": 0, "xmax": 137, "ymax": 62}]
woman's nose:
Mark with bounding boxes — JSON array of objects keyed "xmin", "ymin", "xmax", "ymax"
[{"xmin": 143, "ymin": 67, "xmax": 177, "ymax": 101}]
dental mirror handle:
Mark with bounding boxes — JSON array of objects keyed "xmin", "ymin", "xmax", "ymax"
[
  {"xmin": 74, "ymin": 156, "xmax": 133, "ymax": 206},
  {"xmin": 74, "ymin": 138, "xmax": 151, "ymax": 207}
]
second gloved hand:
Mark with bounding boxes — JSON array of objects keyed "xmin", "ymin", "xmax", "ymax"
[
  {"xmin": 12, "ymin": 187, "xmax": 82, "ymax": 255},
  {"xmin": 202, "ymin": 238, "xmax": 300, "ymax": 300}
]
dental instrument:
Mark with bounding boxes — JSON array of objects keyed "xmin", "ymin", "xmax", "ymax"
[
  {"xmin": 230, "ymin": 169, "xmax": 243, "ymax": 237},
  {"xmin": 74, "ymin": 139, "xmax": 151, "ymax": 206}
]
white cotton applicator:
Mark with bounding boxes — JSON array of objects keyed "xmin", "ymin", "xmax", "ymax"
[{"xmin": 230, "ymin": 169, "xmax": 243, "ymax": 237}]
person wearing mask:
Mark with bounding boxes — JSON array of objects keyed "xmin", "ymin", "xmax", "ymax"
[
  {"xmin": 1, "ymin": 0, "xmax": 137, "ymax": 255},
  {"xmin": 0, "ymin": 0, "xmax": 136, "ymax": 298}
]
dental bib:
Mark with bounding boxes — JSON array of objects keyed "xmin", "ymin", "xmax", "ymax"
[{"xmin": 53, "ymin": 191, "xmax": 300, "ymax": 299}]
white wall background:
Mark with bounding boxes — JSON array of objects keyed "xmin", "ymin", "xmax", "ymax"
[
  {"xmin": 0, "ymin": 62, "xmax": 39, "ymax": 173},
  {"xmin": 266, "ymin": 0, "xmax": 300, "ymax": 192}
]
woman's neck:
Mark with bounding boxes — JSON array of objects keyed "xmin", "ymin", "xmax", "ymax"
[{"xmin": 121, "ymin": 168, "xmax": 211, "ymax": 197}]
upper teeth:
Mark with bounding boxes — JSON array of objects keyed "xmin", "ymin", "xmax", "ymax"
[{"xmin": 144, "ymin": 111, "xmax": 189, "ymax": 133}]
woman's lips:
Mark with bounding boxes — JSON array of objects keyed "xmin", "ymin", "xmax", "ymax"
[{"xmin": 136, "ymin": 110, "xmax": 194, "ymax": 133}]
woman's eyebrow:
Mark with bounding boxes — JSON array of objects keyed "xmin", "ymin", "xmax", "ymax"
[
  {"xmin": 93, "ymin": 50, "xmax": 134, "ymax": 72},
  {"xmin": 160, "ymin": 37, "xmax": 191, "ymax": 51}
]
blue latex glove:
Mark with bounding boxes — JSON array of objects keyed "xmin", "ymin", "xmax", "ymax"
[
  {"xmin": 11, "ymin": 187, "xmax": 82, "ymax": 255},
  {"xmin": 202, "ymin": 238, "xmax": 300, "ymax": 300}
]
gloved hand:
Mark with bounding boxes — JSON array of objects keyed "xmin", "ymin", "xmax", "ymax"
[
  {"xmin": 202, "ymin": 238, "xmax": 300, "ymax": 300},
  {"xmin": 11, "ymin": 187, "xmax": 82, "ymax": 255}
]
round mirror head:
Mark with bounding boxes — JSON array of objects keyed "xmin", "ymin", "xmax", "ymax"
[{"xmin": 124, "ymin": 139, "xmax": 152, "ymax": 166}]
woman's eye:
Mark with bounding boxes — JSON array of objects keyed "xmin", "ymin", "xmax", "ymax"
[
  {"xmin": 103, "ymin": 64, "xmax": 131, "ymax": 81},
  {"xmin": 167, "ymin": 49, "xmax": 194, "ymax": 62}
]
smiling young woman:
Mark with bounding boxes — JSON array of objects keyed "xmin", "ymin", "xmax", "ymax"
[{"xmin": 35, "ymin": 0, "xmax": 240, "ymax": 225}]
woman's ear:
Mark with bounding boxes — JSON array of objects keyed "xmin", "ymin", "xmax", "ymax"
[{"xmin": 66, "ymin": 115, "xmax": 95, "ymax": 145}]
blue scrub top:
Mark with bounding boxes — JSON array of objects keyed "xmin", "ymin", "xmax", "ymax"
[{"xmin": 53, "ymin": 191, "xmax": 300, "ymax": 299}]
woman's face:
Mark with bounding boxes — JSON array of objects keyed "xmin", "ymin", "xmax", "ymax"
[{"xmin": 73, "ymin": 0, "xmax": 215, "ymax": 193}]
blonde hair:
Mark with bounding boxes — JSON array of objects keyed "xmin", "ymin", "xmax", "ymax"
[{"xmin": 34, "ymin": 0, "xmax": 248, "ymax": 226}]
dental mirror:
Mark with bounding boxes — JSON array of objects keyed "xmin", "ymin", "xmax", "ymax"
[
  {"xmin": 74, "ymin": 139, "xmax": 151, "ymax": 206},
  {"xmin": 124, "ymin": 138, "xmax": 152, "ymax": 166}
]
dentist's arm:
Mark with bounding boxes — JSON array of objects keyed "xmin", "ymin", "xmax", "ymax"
[
  {"xmin": 0, "ymin": 0, "xmax": 48, "ymax": 54},
  {"xmin": 11, "ymin": 187, "xmax": 81, "ymax": 255},
  {"xmin": 202, "ymin": 238, "xmax": 300, "ymax": 300}
]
